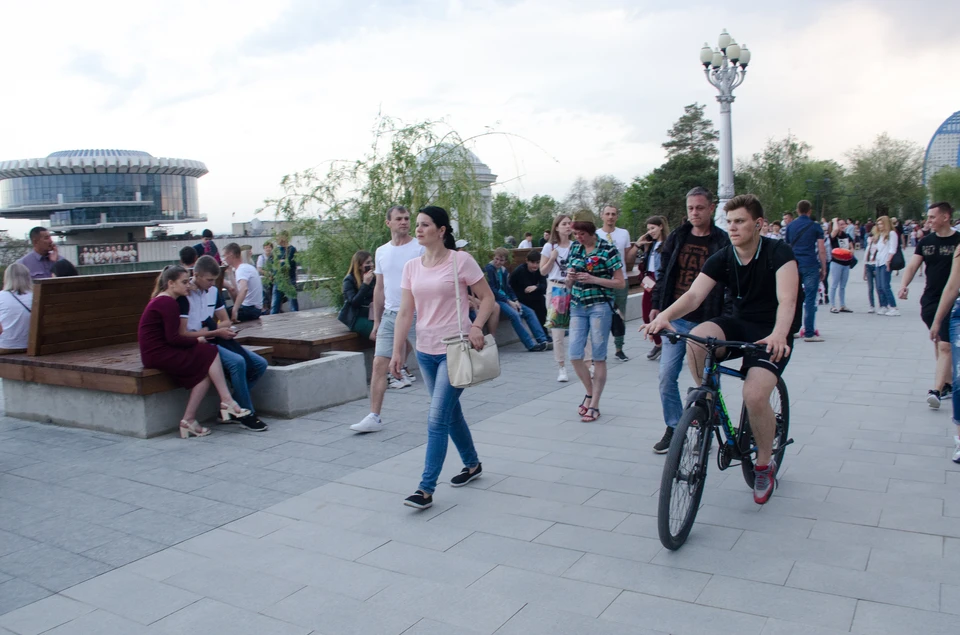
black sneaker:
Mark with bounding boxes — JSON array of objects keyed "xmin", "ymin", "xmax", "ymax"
[
  {"xmin": 943, "ymin": 384, "xmax": 953, "ymax": 400},
  {"xmin": 927, "ymin": 389, "xmax": 941, "ymax": 410},
  {"xmin": 646, "ymin": 345, "xmax": 662, "ymax": 361},
  {"xmin": 240, "ymin": 416, "xmax": 268, "ymax": 432},
  {"xmin": 529, "ymin": 342, "xmax": 548, "ymax": 352},
  {"xmin": 450, "ymin": 463, "xmax": 482, "ymax": 487},
  {"xmin": 615, "ymin": 350, "xmax": 629, "ymax": 362},
  {"xmin": 403, "ymin": 490, "xmax": 433, "ymax": 510},
  {"xmin": 653, "ymin": 427, "xmax": 674, "ymax": 454}
]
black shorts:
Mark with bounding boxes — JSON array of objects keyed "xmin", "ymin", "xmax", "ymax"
[
  {"xmin": 921, "ymin": 305, "xmax": 950, "ymax": 343},
  {"xmin": 706, "ymin": 317, "xmax": 792, "ymax": 378}
]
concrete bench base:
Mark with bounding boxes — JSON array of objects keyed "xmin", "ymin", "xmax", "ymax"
[{"xmin": 251, "ymin": 351, "xmax": 367, "ymax": 418}]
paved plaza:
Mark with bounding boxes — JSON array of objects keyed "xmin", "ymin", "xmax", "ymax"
[{"xmin": 1, "ymin": 274, "xmax": 958, "ymax": 634}]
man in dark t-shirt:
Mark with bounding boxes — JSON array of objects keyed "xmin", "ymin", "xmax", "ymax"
[
  {"xmin": 648, "ymin": 194, "xmax": 799, "ymax": 505},
  {"xmin": 898, "ymin": 202, "xmax": 960, "ymax": 409}
]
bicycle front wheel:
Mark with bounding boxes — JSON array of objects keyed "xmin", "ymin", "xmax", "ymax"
[
  {"xmin": 658, "ymin": 405, "xmax": 712, "ymax": 550},
  {"xmin": 741, "ymin": 376, "xmax": 790, "ymax": 488}
]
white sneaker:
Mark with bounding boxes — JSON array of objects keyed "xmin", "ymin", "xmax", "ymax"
[
  {"xmin": 401, "ymin": 367, "xmax": 416, "ymax": 384},
  {"xmin": 388, "ymin": 375, "xmax": 410, "ymax": 389},
  {"xmin": 885, "ymin": 308, "xmax": 901, "ymax": 316},
  {"xmin": 557, "ymin": 367, "xmax": 569, "ymax": 382},
  {"xmin": 953, "ymin": 436, "xmax": 960, "ymax": 464},
  {"xmin": 876, "ymin": 307, "xmax": 887, "ymax": 315},
  {"xmin": 351, "ymin": 413, "xmax": 383, "ymax": 433},
  {"xmin": 867, "ymin": 307, "xmax": 875, "ymax": 314}
]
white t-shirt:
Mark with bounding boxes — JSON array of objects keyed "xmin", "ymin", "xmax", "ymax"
[
  {"xmin": 235, "ymin": 263, "xmax": 263, "ymax": 309},
  {"xmin": 540, "ymin": 242, "xmax": 570, "ymax": 282},
  {"xmin": 375, "ymin": 238, "xmax": 424, "ymax": 312},
  {"xmin": 0, "ymin": 291, "xmax": 33, "ymax": 349},
  {"xmin": 185, "ymin": 287, "xmax": 223, "ymax": 331},
  {"xmin": 518, "ymin": 239, "xmax": 533, "ymax": 249},
  {"xmin": 256, "ymin": 254, "xmax": 266, "ymax": 270},
  {"xmin": 597, "ymin": 227, "xmax": 631, "ymax": 268}
]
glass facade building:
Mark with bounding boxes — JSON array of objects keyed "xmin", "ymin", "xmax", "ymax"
[
  {"xmin": 923, "ymin": 111, "xmax": 960, "ymax": 188},
  {"xmin": 0, "ymin": 149, "xmax": 207, "ymax": 232}
]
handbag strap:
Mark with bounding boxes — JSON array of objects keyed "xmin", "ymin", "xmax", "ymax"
[
  {"xmin": 451, "ymin": 250, "xmax": 466, "ymax": 338},
  {"xmin": 8, "ymin": 291, "xmax": 30, "ymax": 313}
]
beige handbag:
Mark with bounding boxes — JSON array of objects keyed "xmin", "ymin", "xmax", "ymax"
[{"xmin": 441, "ymin": 251, "xmax": 501, "ymax": 388}]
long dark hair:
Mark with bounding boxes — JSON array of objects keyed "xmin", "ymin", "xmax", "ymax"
[
  {"xmin": 347, "ymin": 250, "xmax": 372, "ymax": 287},
  {"xmin": 645, "ymin": 215, "xmax": 669, "ymax": 253},
  {"xmin": 417, "ymin": 205, "xmax": 457, "ymax": 250},
  {"xmin": 152, "ymin": 265, "xmax": 188, "ymax": 297}
]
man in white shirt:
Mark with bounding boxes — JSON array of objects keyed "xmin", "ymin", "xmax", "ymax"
[
  {"xmin": 223, "ymin": 242, "xmax": 263, "ymax": 322},
  {"xmin": 352, "ymin": 205, "xmax": 424, "ymax": 433},
  {"xmin": 518, "ymin": 232, "xmax": 534, "ymax": 249},
  {"xmin": 597, "ymin": 205, "xmax": 637, "ymax": 361}
]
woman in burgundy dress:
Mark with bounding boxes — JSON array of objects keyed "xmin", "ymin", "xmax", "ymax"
[{"xmin": 139, "ymin": 266, "xmax": 250, "ymax": 438}]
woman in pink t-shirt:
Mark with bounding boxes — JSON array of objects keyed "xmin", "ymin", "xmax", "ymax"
[{"xmin": 390, "ymin": 206, "xmax": 496, "ymax": 510}]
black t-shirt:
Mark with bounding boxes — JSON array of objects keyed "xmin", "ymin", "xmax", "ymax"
[
  {"xmin": 917, "ymin": 231, "xmax": 960, "ymax": 309},
  {"xmin": 673, "ymin": 233, "xmax": 713, "ymax": 322},
  {"xmin": 702, "ymin": 237, "xmax": 800, "ymax": 330},
  {"xmin": 827, "ymin": 232, "xmax": 852, "ymax": 252}
]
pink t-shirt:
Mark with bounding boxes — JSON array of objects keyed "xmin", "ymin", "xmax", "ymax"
[{"xmin": 401, "ymin": 250, "xmax": 484, "ymax": 354}]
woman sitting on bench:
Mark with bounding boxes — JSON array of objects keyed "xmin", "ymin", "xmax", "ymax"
[
  {"xmin": 0, "ymin": 263, "xmax": 34, "ymax": 354},
  {"xmin": 138, "ymin": 265, "xmax": 251, "ymax": 438}
]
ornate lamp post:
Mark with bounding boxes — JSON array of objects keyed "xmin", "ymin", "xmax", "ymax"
[{"xmin": 700, "ymin": 30, "xmax": 751, "ymax": 228}]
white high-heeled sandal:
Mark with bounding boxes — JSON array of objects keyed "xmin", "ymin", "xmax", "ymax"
[
  {"xmin": 219, "ymin": 402, "xmax": 251, "ymax": 422},
  {"xmin": 180, "ymin": 420, "xmax": 211, "ymax": 438}
]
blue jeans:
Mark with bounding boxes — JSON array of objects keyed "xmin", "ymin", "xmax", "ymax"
[
  {"xmin": 658, "ymin": 318, "xmax": 697, "ymax": 429},
  {"xmin": 829, "ymin": 262, "xmax": 849, "ymax": 307},
  {"xmin": 569, "ymin": 302, "xmax": 612, "ymax": 361},
  {"xmin": 498, "ymin": 300, "xmax": 547, "ymax": 350},
  {"xmin": 270, "ymin": 283, "xmax": 299, "ymax": 314},
  {"xmin": 416, "ymin": 351, "xmax": 480, "ymax": 495},
  {"xmin": 799, "ymin": 266, "xmax": 820, "ymax": 336},
  {"xmin": 218, "ymin": 345, "xmax": 268, "ymax": 414},
  {"xmin": 865, "ymin": 264, "xmax": 877, "ymax": 308},
  {"xmin": 951, "ymin": 301, "xmax": 960, "ymax": 423},
  {"xmin": 876, "ymin": 266, "xmax": 897, "ymax": 308}
]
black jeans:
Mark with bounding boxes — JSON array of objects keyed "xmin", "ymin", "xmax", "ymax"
[{"xmin": 236, "ymin": 304, "xmax": 262, "ymax": 322}]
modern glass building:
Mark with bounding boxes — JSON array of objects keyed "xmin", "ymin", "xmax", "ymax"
[
  {"xmin": 923, "ymin": 111, "xmax": 960, "ymax": 189},
  {"xmin": 0, "ymin": 149, "xmax": 207, "ymax": 235}
]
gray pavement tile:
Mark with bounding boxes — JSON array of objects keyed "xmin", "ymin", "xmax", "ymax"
[
  {"xmin": 0, "ymin": 579, "xmax": 51, "ymax": 616},
  {"xmin": 759, "ymin": 619, "xmax": 853, "ymax": 635},
  {"xmin": 122, "ymin": 466, "xmax": 218, "ymax": 493},
  {"xmin": 941, "ymin": 583, "xmax": 960, "ymax": 616},
  {"xmin": 778, "ymin": 465, "xmax": 890, "ymax": 492},
  {"xmin": 559, "ymin": 467, "xmax": 662, "ymax": 495},
  {"xmin": 564, "ymin": 552, "xmax": 710, "ymax": 601},
  {"xmin": 427, "ymin": 505, "xmax": 553, "ymax": 541},
  {"xmin": 0, "ymin": 544, "xmax": 111, "ymax": 593},
  {"xmin": 14, "ymin": 516, "xmax": 126, "ymax": 554},
  {"xmin": 151, "ymin": 598, "xmax": 311, "ymax": 635},
  {"xmin": 359, "ymin": 541, "xmax": 495, "ymax": 586},
  {"xmin": 496, "ymin": 604, "xmax": 661, "ymax": 635},
  {"xmin": 183, "ymin": 500, "xmax": 255, "ymax": 526},
  {"xmin": 534, "ymin": 451, "xmax": 635, "ymax": 475},
  {"xmin": 851, "ymin": 600, "xmax": 958, "ymax": 635},
  {"xmin": 690, "ymin": 505, "xmax": 814, "ymax": 538},
  {"xmin": 264, "ymin": 497, "xmax": 378, "ymax": 527},
  {"xmin": 851, "ymin": 438, "xmax": 947, "ymax": 457},
  {"xmin": 809, "ymin": 519, "xmax": 943, "ymax": 558},
  {"xmin": 0, "ymin": 594, "xmax": 95, "ymax": 635},
  {"xmin": 262, "ymin": 585, "xmax": 420, "ymax": 635},
  {"xmin": 0, "ymin": 452, "xmax": 39, "ymax": 473},
  {"xmin": 755, "ymin": 493, "xmax": 882, "ymax": 526},
  {"xmin": 260, "ymin": 475, "xmax": 331, "ymax": 495},
  {"xmin": 121, "ymin": 547, "xmax": 213, "ymax": 582},
  {"xmin": 469, "ymin": 565, "xmax": 621, "ymax": 618},
  {"xmin": 878, "ymin": 508, "xmax": 960, "ymax": 539},
  {"xmin": 0, "ymin": 530, "xmax": 37, "ymax": 558},
  {"xmin": 190, "ymin": 480, "xmax": 291, "ymax": 510},
  {"xmin": 265, "ymin": 441, "xmax": 354, "ymax": 462},
  {"xmin": 696, "ymin": 575, "xmax": 856, "ymax": 630},
  {"xmin": 346, "ymin": 508, "xmax": 475, "ymax": 551},
  {"xmin": 613, "ymin": 513, "xmax": 744, "ymax": 550},
  {"xmin": 163, "ymin": 560, "xmax": 304, "ymax": 612},
  {"xmin": 80, "ymin": 534, "xmax": 167, "ymax": 568},
  {"xmin": 446, "ymin": 531, "xmax": 583, "ymax": 576},
  {"xmin": 731, "ymin": 530, "xmax": 871, "ymax": 570},
  {"xmin": 62, "ymin": 568, "xmax": 196, "ymax": 625},
  {"xmin": 841, "ymin": 459, "xmax": 946, "ymax": 484},
  {"xmin": 868, "ymin": 549, "xmax": 960, "ymax": 587},
  {"xmin": 264, "ymin": 519, "xmax": 389, "ymax": 560},
  {"xmin": 583, "ymin": 489, "xmax": 660, "ymax": 515},
  {"xmin": 299, "ymin": 483, "xmax": 452, "ymax": 518},
  {"xmin": 38, "ymin": 609, "xmax": 152, "ymax": 635},
  {"xmin": 534, "ymin": 523, "xmax": 660, "ymax": 563},
  {"xmin": 785, "ymin": 561, "xmax": 939, "ymax": 611},
  {"xmin": 490, "ymin": 475, "xmax": 599, "ymax": 504},
  {"xmin": 652, "ymin": 543, "xmax": 794, "ymax": 584},
  {"xmin": 221, "ymin": 511, "xmax": 296, "ymax": 538},
  {"xmin": 824, "ymin": 486, "xmax": 944, "ymax": 517},
  {"xmin": 400, "ymin": 619, "xmax": 486, "ymax": 635},
  {"xmin": 600, "ymin": 590, "xmax": 766, "ymax": 635},
  {"xmin": 267, "ymin": 456, "xmax": 369, "ymax": 481},
  {"xmin": 104, "ymin": 509, "xmax": 214, "ymax": 546}
]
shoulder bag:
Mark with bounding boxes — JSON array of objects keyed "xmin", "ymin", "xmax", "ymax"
[
  {"xmin": 890, "ymin": 240, "xmax": 906, "ymax": 271},
  {"xmin": 7, "ymin": 291, "xmax": 30, "ymax": 313},
  {"xmin": 441, "ymin": 251, "xmax": 501, "ymax": 388}
]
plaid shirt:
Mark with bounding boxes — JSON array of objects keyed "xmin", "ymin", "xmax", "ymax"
[{"xmin": 568, "ymin": 238, "xmax": 623, "ymax": 306}]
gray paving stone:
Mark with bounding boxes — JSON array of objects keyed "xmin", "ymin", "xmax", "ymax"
[
  {"xmin": 694, "ymin": 504, "xmax": 814, "ymax": 538},
  {"xmin": 14, "ymin": 516, "xmax": 126, "ymax": 555},
  {"xmin": 359, "ymin": 541, "xmax": 494, "ymax": 586},
  {"xmin": 346, "ymin": 508, "xmax": 475, "ymax": 551},
  {"xmin": 190, "ymin": 480, "xmax": 292, "ymax": 510},
  {"xmin": 150, "ymin": 598, "xmax": 311, "ymax": 635},
  {"xmin": 39, "ymin": 609, "xmax": 152, "ymax": 635},
  {"xmin": 0, "ymin": 594, "xmax": 95, "ymax": 635},
  {"xmin": 163, "ymin": 560, "xmax": 304, "ymax": 612},
  {"xmin": 759, "ymin": 619, "xmax": 853, "ymax": 635},
  {"xmin": 121, "ymin": 547, "xmax": 213, "ymax": 582},
  {"xmin": 652, "ymin": 542, "xmax": 793, "ymax": 584},
  {"xmin": 62, "ymin": 568, "xmax": 196, "ymax": 625},
  {"xmin": 263, "ymin": 585, "xmax": 422, "ymax": 635},
  {"xmin": 808, "ymin": 519, "xmax": 944, "ymax": 559},
  {"xmin": 104, "ymin": 509, "xmax": 214, "ymax": 546},
  {"xmin": 0, "ymin": 545, "xmax": 111, "ymax": 593},
  {"xmin": 80, "ymin": 534, "xmax": 167, "ymax": 568},
  {"xmin": 221, "ymin": 511, "xmax": 296, "ymax": 538},
  {"xmin": 785, "ymin": 561, "xmax": 939, "ymax": 611},
  {"xmin": 0, "ymin": 530, "xmax": 37, "ymax": 558},
  {"xmin": 600, "ymin": 590, "xmax": 766, "ymax": 635},
  {"xmin": 0, "ymin": 579, "xmax": 51, "ymax": 616},
  {"xmin": 264, "ymin": 519, "xmax": 389, "ymax": 560},
  {"xmin": 614, "ymin": 513, "xmax": 744, "ymax": 550},
  {"xmin": 446, "ymin": 531, "xmax": 583, "ymax": 576},
  {"xmin": 941, "ymin": 583, "xmax": 960, "ymax": 616},
  {"xmin": 468, "ymin": 565, "xmax": 621, "ymax": 618},
  {"xmin": 851, "ymin": 600, "xmax": 958, "ymax": 635},
  {"xmin": 534, "ymin": 522, "xmax": 661, "ymax": 563},
  {"xmin": 731, "ymin": 529, "xmax": 870, "ymax": 570},
  {"xmin": 564, "ymin": 552, "xmax": 709, "ymax": 601},
  {"xmin": 497, "ymin": 604, "xmax": 661, "ymax": 635},
  {"xmin": 400, "ymin": 618, "xmax": 486, "ymax": 635}
]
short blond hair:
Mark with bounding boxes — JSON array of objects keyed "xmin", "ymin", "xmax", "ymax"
[
  {"xmin": 493, "ymin": 247, "xmax": 511, "ymax": 261},
  {"xmin": 3, "ymin": 263, "xmax": 32, "ymax": 294}
]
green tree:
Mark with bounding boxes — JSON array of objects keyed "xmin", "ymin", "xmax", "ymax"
[
  {"xmin": 930, "ymin": 166, "xmax": 960, "ymax": 209},
  {"xmin": 522, "ymin": 194, "xmax": 561, "ymax": 238},
  {"xmin": 644, "ymin": 153, "xmax": 721, "ymax": 230},
  {"xmin": 738, "ymin": 134, "xmax": 813, "ymax": 217},
  {"xmin": 258, "ymin": 116, "xmax": 494, "ymax": 306},
  {"xmin": 846, "ymin": 133, "xmax": 925, "ymax": 219},
  {"xmin": 661, "ymin": 103, "xmax": 719, "ymax": 159},
  {"xmin": 620, "ymin": 176, "xmax": 651, "ymax": 237},
  {"xmin": 491, "ymin": 192, "xmax": 529, "ymax": 243},
  {"xmin": 591, "ymin": 174, "xmax": 626, "ymax": 212}
]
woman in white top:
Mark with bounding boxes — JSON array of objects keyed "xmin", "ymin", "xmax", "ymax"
[
  {"xmin": 635, "ymin": 215, "xmax": 669, "ymax": 361},
  {"xmin": 873, "ymin": 215, "xmax": 900, "ymax": 316},
  {"xmin": 0, "ymin": 263, "xmax": 34, "ymax": 353},
  {"xmin": 540, "ymin": 214, "xmax": 576, "ymax": 382},
  {"xmin": 863, "ymin": 229, "xmax": 879, "ymax": 313}
]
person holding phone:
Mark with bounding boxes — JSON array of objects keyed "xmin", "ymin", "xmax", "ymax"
[
  {"xmin": 339, "ymin": 250, "xmax": 376, "ymax": 339},
  {"xmin": 635, "ymin": 215, "xmax": 669, "ymax": 361},
  {"xmin": 18, "ymin": 227, "xmax": 59, "ymax": 279}
]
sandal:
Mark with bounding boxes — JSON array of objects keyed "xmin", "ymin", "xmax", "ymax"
[
  {"xmin": 581, "ymin": 407, "xmax": 600, "ymax": 423},
  {"xmin": 179, "ymin": 420, "xmax": 211, "ymax": 439},
  {"xmin": 220, "ymin": 401, "xmax": 252, "ymax": 422},
  {"xmin": 578, "ymin": 395, "xmax": 593, "ymax": 417},
  {"xmin": 839, "ymin": 306, "xmax": 853, "ymax": 313},
  {"xmin": 829, "ymin": 307, "xmax": 840, "ymax": 314}
]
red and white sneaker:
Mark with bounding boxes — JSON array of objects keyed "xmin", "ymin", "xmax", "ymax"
[{"xmin": 753, "ymin": 459, "xmax": 777, "ymax": 505}]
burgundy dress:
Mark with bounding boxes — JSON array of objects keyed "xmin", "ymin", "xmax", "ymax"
[{"xmin": 138, "ymin": 295, "xmax": 218, "ymax": 389}]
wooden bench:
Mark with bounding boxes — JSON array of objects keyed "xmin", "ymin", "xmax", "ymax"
[{"xmin": 233, "ymin": 311, "xmax": 371, "ymax": 361}]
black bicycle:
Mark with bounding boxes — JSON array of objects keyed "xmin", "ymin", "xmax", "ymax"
[{"xmin": 657, "ymin": 331, "xmax": 792, "ymax": 550}]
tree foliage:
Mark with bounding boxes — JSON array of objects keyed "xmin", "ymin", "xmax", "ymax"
[
  {"xmin": 846, "ymin": 133, "xmax": 925, "ymax": 219},
  {"xmin": 257, "ymin": 116, "xmax": 495, "ymax": 306},
  {"xmin": 662, "ymin": 103, "xmax": 719, "ymax": 159},
  {"xmin": 930, "ymin": 166, "xmax": 960, "ymax": 210}
]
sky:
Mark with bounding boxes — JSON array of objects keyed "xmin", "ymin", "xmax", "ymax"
[{"xmin": 1, "ymin": 0, "xmax": 958, "ymax": 238}]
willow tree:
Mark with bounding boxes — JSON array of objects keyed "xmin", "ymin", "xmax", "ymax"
[{"xmin": 257, "ymin": 116, "xmax": 495, "ymax": 305}]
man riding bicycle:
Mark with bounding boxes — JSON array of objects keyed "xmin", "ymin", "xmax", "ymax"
[{"xmin": 646, "ymin": 194, "xmax": 801, "ymax": 504}]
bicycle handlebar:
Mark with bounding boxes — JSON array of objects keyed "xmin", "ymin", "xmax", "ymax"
[{"xmin": 662, "ymin": 331, "xmax": 765, "ymax": 353}]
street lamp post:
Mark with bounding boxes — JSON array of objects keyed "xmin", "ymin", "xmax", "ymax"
[{"xmin": 700, "ymin": 30, "xmax": 751, "ymax": 229}]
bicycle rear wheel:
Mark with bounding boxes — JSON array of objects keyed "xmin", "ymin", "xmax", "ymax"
[
  {"xmin": 658, "ymin": 405, "xmax": 712, "ymax": 550},
  {"xmin": 741, "ymin": 377, "xmax": 790, "ymax": 488}
]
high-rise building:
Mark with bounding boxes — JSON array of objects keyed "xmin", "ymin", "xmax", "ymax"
[{"xmin": 923, "ymin": 111, "xmax": 960, "ymax": 189}]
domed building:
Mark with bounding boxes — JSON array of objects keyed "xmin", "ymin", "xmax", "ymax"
[
  {"xmin": 923, "ymin": 111, "xmax": 960, "ymax": 189},
  {"xmin": 0, "ymin": 149, "xmax": 208, "ymax": 244}
]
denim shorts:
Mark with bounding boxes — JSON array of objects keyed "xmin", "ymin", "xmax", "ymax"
[
  {"xmin": 568, "ymin": 302, "xmax": 612, "ymax": 361},
  {"xmin": 374, "ymin": 310, "xmax": 416, "ymax": 358}
]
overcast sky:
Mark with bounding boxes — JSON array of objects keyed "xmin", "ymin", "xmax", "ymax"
[{"xmin": 1, "ymin": 0, "xmax": 958, "ymax": 238}]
